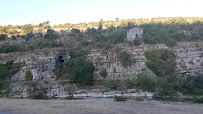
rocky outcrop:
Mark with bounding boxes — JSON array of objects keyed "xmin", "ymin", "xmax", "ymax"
[
  {"xmin": 11, "ymin": 52, "xmax": 58, "ymax": 81},
  {"xmin": 90, "ymin": 42, "xmax": 203, "ymax": 79},
  {"xmin": 174, "ymin": 42, "xmax": 203, "ymax": 75}
]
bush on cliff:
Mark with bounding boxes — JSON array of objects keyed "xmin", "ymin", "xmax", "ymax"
[
  {"xmin": 25, "ymin": 70, "xmax": 33, "ymax": 81},
  {"xmin": 0, "ymin": 60, "xmax": 23, "ymax": 97},
  {"xmin": 145, "ymin": 49, "xmax": 176, "ymax": 77}
]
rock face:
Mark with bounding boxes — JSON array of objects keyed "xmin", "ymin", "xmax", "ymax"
[
  {"xmin": 90, "ymin": 42, "xmax": 203, "ymax": 79},
  {"xmin": 174, "ymin": 42, "xmax": 203, "ymax": 75},
  {"xmin": 0, "ymin": 41, "xmax": 202, "ymax": 97},
  {"xmin": 0, "ymin": 42, "xmax": 202, "ymax": 81},
  {"xmin": 11, "ymin": 52, "xmax": 58, "ymax": 81},
  {"xmin": 126, "ymin": 27, "xmax": 143, "ymax": 41}
]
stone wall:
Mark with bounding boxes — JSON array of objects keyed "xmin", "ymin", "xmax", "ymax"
[{"xmin": 126, "ymin": 27, "xmax": 143, "ymax": 41}]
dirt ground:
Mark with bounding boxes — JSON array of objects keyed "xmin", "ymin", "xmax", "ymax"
[{"xmin": 0, "ymin": 98, "xmax": 203, "ymax": 114}]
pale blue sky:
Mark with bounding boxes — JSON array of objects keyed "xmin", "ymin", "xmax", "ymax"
[{"xmin": 0, "ymin": 0, "xmax": 202, "ymax": 26}]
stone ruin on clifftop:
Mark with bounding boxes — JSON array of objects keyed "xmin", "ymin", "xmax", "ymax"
[{"xmin": 126, "ymin": 27, "xmax": 143, "ymax": 42}]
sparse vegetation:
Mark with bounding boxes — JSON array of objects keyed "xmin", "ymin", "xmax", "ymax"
[
  {"xmin": 119, "ymin": 51, "xmax": 136, "ymax": 67},
  {"xmin": 27, "ymin": 82, "xmax": 49, "ymax": 100},
  {"xmin": 64, "ymin": 84, "xmax": 76, "ymax": 99}
]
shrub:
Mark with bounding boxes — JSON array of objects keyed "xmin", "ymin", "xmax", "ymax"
[
  {"xmin": 145, "ymin": 49, "xmax": 176, "ymax": 77},
  {"xmin": 44, "ymin": 29, "xmax": 58, "ymax": 39},
  {"xmin": 80, "ymin": 40, "xmax": 91, "ymax": 46},
  {"xmin": 0, "ymin": 80, "xmax": 11, "ymax": 97},
  {"xmin": 22, "ymin": 24, "xmax": 33, "ymax": 35},
  {"xmin": 145, "ymin": 61, "xmax": 160, "ymax": 76},
  {"xmin": 25, "ymin": 70, "xmax": 33, "ymax": 81},
  {"xmin": 71, "ymin": 28, "xmax": 80, "ymax": 34},
  {"xmin": 99, "ymin": 69, "xmax": 108, "ymax": 78},
  {"xmin": 0, "ymin": 34, "xmax": 7, "ymax": 40},
  {"xmin": 64, "ymin": 84, "xmax": 76, "ymax": 99},
  {"xmin": 0, "ymin": 60, "xmax": 23, "ymax": 80},
  {"xmin": 25, "ymin": 32, "xmax": 34, "ymax": 39},
  {"xmin": 106, "ymin": 79, "xmax": 117, "ymax": 90},
  {"xmin": 181, "ymin": 74, "xmax": 203, "ymax": 95},
  {"xmin": 132, "ymin": 74, "xmax": 155, "ymax": 92},
  {"xmin": 11, "ymin": 35, "xmax": 16, "ymax": 40},
  {"xmin": 27, "ymin": 82, "xmax": 49, "ymax": 100},
  {"xmin": 0, "ymin": 44, "xmax": 24, "ymax": 53},
  {"xmin": 119, "ymin": 51, "xmax": 136, "ymax": 67},
  {"xmin": 114, "ymin": 95, "xmax": 126, "ymax": 101},
  {"xmin": 133, "ymin": 38, "xmax": 141, "ymax": 45},
  {"xmin": 166, "ymin": 39, "xmax": 177, "ymax": 47},
  {"xmin": 71, "ymin": 56, "xmax": 95, "ymax": 86},
  {"xmin": 193, "ymin": 97, "xmax": 203, "ymax": 103}
]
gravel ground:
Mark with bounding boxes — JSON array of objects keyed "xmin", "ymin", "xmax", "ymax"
[{"xmin": 0, "ymin": 98, "xmax": 203, "ymax": 114}]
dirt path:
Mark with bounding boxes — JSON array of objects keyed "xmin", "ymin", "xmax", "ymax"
[{"xmin": 0, "ymin": 98, "xmax": 202, "ymax": 114}]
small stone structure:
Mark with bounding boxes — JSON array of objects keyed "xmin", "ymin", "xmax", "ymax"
[{"xmin": 126, "ymin": 27, "xmax": 143, "ymax": 41}]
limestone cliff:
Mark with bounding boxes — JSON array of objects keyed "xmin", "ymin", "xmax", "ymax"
[{"xmin": 0, "ymin": 41, "xmax": 202, "ymax": 82}]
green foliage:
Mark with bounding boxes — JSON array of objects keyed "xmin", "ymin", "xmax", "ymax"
[
  {"xmin": 35, "ymin": 40, "xmax": 64, "ymax": 49},
  {"xmin": 133, "ymin": 38, "xmax": 141, "ymax": 45},
  {"xmin": 132, "ymin": 74, "xmax": 155, "ymax": 92},
  {"xmin": 22, "ymin": 24, "xmax": 33, "ymax": 35},
  {"xmin": 193, "ymin": 97, "xmax": 203, "ymax": 103},
  {"xmin": 0, "ymin": 44, "xmax": 24, "ymax": 53},
  {"xmin": 25, "ymin": 70, "xmax": 33, "ymax": 81},
  {"xmin": 105, "ymin": 29, "xmax": 125, "ymax": 44},
  {"xmin": 0, "ymin": 34, "xmax": 7, "ymax": 40},
  {"xmin": 0, "ymin": 61, "xmax": 22, "ymax": 97},
  {"xmin": 0, "ymin": 80, "xmax": 11, "ymax": 97},
  {"xmin": 59, "ymin": 81, "xmax": 71, "ymax": 86},
  {"xmin": 53, "ymin": 62, "xmax": 74, "ymax": 80},
  {"xmin": 71, "ymin": 28, "xmax": 80, "ymax": 34},
  {"xmin": 0, "ymin": 60, "xmax": 23, "ymax": 80},
  {"xmin": 106, "ymin": 79, "xmax": 117, "ymax": 90},
  {"xmin": 71, "ymin": 56, "xmax": 95, "ymax": 86},
  {"xmin": 11, "ymin": 35, "xmax": 16, "ymax": 40},
  {"xmin": 27, "ymin": 82, "xmax": 49, "ymax": 100},
  {"xmin": 64, "ymin": 84, "xmax": 76, "ymax": 99},
  {"xmin": 44, "ymin": 29, "xmax": 58, "ymax": 39},
  {"xmin": 119, "ymin": 51, "xmax": 136, "ymax": 67},
  {"xmin": 145, "ymin": 49, "xmax": 176, "ymax": 77},
  {"xmin": 80, "ymin": 40, "xmax": 91, "ymax": 46},
  {"xmin": 25, "ymin": 32, "xmax": 34, "ymax": 39},
  {"xmin": 53, "ymin": 49, "xmax": 90, "ymax": 80},
  {"xmin": 166, "ymin": 39, "xmax": 177, "ymax": 47},
  {"xmin": 99, "ymin": 69, "xmax": 108, "ymax": 78},
  {"xmin": 114, "ymin": 95, "xmax": 126, "ymax": 101},
  {"xmin": 181, "ymin": 74, "xmax": 203, "ymax": 95},
  {"xmin": 145, "ymin": 61, "xmax": 160, "ymax": 76}
]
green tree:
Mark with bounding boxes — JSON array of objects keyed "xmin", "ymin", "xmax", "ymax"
[
  {"xmin": 22, "ymin": 24, "xmax": 33, "ymax": 35},
  {"xmin": 133, "ymin": 74, "xmax": 155, "ymax": 91},
  {"xmin": 71, "ymin": 56, "xmax": 95, "ymax": 86}
]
